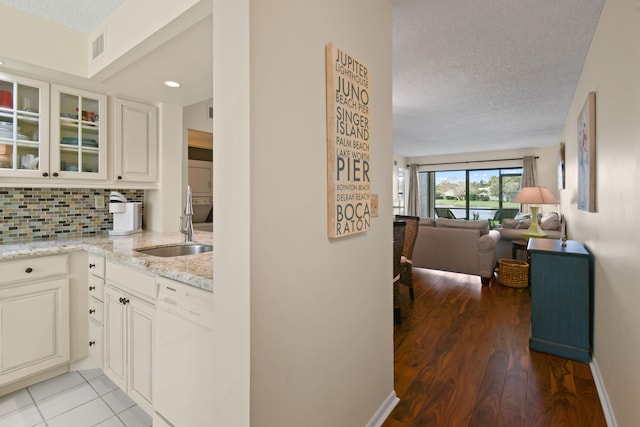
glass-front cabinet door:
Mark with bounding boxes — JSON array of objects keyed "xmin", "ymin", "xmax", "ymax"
[
  {"xmin": 0, "ymin": 73, "xmax": 50, "ymax": 178},
  {"xmin": 50, "ymin": 84, "xmax": 107, "ymax": 180}
]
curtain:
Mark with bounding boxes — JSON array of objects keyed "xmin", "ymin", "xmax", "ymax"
[
  {"xmin": 522, "ymin": 156, "xmax": 537, "ymax": 187},
  {"xmin": 520, "ymin": 156, "xmax": 537, "ymax": 214},
  {"xmin": 406, "ymin": 164, "xmax": 420, "ymax": 216}
]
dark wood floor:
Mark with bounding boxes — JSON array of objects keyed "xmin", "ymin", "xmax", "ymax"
[{"xmin": 383, "ymin": 268, "xmax": 607, "ymax": 427}]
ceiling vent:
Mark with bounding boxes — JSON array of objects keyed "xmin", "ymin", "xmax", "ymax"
[{"xmin": 92, "ymin": 33, "xmax": 105, "ymax": 60}]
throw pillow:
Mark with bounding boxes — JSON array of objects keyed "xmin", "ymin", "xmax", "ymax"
[
  {"xmin": 514, "ymin": 212, "xmax": 532, "ymax": 220},
  {"xmin": 515, "ymin": 219, "xmax": 532, "ymax": 229},
  {"xmin": 540, "ymin": 212, "xmax": 561, "ymax": 230}
]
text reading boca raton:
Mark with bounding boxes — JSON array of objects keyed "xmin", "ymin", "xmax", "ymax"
[{"xmin": 334, "ymin": 48, "xmax": 371, "ymax": 235}]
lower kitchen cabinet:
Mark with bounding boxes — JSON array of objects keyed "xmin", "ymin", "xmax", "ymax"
[
  {"xmin": 88, "ymin": 318, "xmax": 103, "ymax": 366},
  {"xmin": 86, "ymin": 253, "xmax": 105, "ymax": 368},
  {"xmin": 104, "ymin": 261, "xmax": 155, "ymax": 413},
  {"xmin": 0, "ymin": 277, "xmax": 70, "ymax": 387}
]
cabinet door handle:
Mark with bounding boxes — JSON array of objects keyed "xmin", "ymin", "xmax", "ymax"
[
  {"xmin": 25, "ymin": 267, "xmax": 33, "ymax": 273},
  {"xmin": 42, "ymin": 172, "xmax": 49, "ymax": 177},
  {"xmin": 89, "ymin": 341, "xmax": 96, "ymax": 347},
  {"xmin": 89, "ymin": 309, "xmax": 95, "ymax": 314},
  {"xmin": 117, "ymin": 175, "xmax": 122, "ymax": 180},
  {"xmin": 121, "ymin": 298, "xmax": 130, "ymax": 305},
  {"xmin": 89, "ymin": 263, "xmax": 96, "ymax": 268},
  {"xmin": 52, "ymin": 172, "xmax": 59, "ymax": 177},
  {"xmin": 89, "ymin": 286, "xmax": 95, "ymax": 291}
]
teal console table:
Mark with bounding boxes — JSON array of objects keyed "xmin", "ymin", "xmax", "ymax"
[{"xmin": 527, "ymin": 238, "xmax": 593, "ymax": 363}]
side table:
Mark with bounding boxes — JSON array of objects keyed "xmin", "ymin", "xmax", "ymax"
[
  {"xmin": 528, "ymin": 238, "xmax": 593, "ymax": 362},
  {"xmin": 512, "ymin": 239, "xmax": 528, "ymax": 260}
]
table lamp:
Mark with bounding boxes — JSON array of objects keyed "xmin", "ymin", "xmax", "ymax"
[{"xmin": 513, "ymin": 186, "xmax": 558, "ymax": 238}]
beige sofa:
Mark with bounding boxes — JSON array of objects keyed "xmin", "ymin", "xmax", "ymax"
[
  {"xmin": 495, "ymin": 212, "xmax": 562, "ymax": 259},
  {"xmin": 412, "ymin": 218, "xmax": 500, "ymax": 285}
]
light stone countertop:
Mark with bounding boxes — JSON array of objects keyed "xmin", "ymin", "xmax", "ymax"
[{"xmin": 0, "ymin": 231, "xmax": 213, "ymax": 292}]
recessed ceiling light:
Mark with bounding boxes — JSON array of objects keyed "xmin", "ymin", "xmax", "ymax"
[
  {"xmin": 0, "ymin": 60, "xmax": 4, "ymax": 66},
  {"xmin": 164, "ymin": 80, "xmax": 181, "ymax": 88}
]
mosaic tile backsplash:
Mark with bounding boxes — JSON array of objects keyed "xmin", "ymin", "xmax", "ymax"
[{"xmin": 0, "ymin": 188, "xmax": 144, "ymax": 243}]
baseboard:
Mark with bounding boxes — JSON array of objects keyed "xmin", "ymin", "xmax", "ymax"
[
  {"xmin": 365, "ymin": 390, "xmax": 399, "ymax": 427},
  {"xmin": 590, "ymin": 356, "xmax": 617, "ymax": 427},
  {"xmin": 0, "ymin": 364, "xmax": 68, "ymax": 397}
]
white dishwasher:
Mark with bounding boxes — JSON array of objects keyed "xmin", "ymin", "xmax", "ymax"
[{"xmin": 154, "ymin": 277, "xmax": 214, "ymax": 427}]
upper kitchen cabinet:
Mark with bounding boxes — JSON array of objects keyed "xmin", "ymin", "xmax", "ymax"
[
  {"xmin": 0, "ymin": 72, "xmax": 50, "ymax": 178},
  {"xmin": 50, "ymin": 84, "xmax": 108, "ymax": 180},
  {"xmin": 113, "ymin": 98, "xmax": 158, "ymax": 186}
]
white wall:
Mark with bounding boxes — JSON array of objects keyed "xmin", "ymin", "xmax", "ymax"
[
  {"xmin": 184, "ymin": 99, "xmax": 213, "ymax": 133},
  {"xmin": 213, "ymin": 0, "xmax": 394, "ymax": 425},
  {"xmin": 212, "ymin": 1, "xmax": 250, "ymax": 425},
  {"xmin": 557, "ymin": 0, "xmax": 640, "ymax": 424},
  {"xmin": 145, "ymin": 103, "xmax": 185, "ymax": 232},
  {"xmin": 88, "ymin": 0, "xmax": 209, "ymax": 79},
  {"xmin": 249, "ymin": 1, "xmax": 393, "ymax": 424},
  {"xmin": 0, "ymin": 5, "xmax": 86, "ymax": 76}
]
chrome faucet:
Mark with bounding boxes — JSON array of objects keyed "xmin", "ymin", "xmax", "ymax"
[{"xmin": 179, "ymin": 185, "xmax": 194, "ymax": 242}]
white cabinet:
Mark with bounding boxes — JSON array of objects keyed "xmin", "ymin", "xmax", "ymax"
[
  {"xmin": 50, "ymin": 85, "xmax": 108, "ymax": 180},
  {"xmin": 0, "ymin": 255, "xmax": 70, "ymax": 387},
  {"xmin": 104, "ymin": 261, "xmax": 155, "ymax": 413},
  {"xmin": 87, "ymin": 253, "xmax": 105, "ymax": 367},
  {"xmin": 0, "ymin": 72, "xmax": 50, "ymax": 178},
  {"xmin": 113, "ymin": 98, "xmax": 158, "ymax": 184},
  {"xmin": 1, "ymin": 73, "xmax": 111, "ymax": 184}
]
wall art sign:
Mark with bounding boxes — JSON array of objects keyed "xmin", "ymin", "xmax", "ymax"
[
  {"xmin": 577, "ymin": 92, "xmax": 596, "ymax": 212},
  {"xmin": 326, "ymin": 43, "xmax": 371, "ymax": 238}
]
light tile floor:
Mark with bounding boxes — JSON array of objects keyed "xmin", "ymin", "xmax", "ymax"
[{"xmin": 0, "ymin": 370, "xmax": 151, "ymax": 427}]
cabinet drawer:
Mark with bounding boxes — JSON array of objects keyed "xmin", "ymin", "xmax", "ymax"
[
  {"xmin": 88, "ymin": 318, "xmax": 103, "ymax": 367},
  {"xmin": 89, "ymin": 297, "xmax": 104, "ymax": 324},
  {"xmin": 88, "ymin": 254, "xmax": 105, "ymax": 278},
  {"xmin": 89, "ymin": 275, "xmax": 104, "ymax": 301},
  {"xmin": 0, "ymin": 255, "xmax": 68, "ymax": 285},
  {"xmin": 106, "ymin": 261, "xmax": 156, "ymax": 302}
]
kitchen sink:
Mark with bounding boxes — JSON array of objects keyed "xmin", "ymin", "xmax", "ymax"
[{"xmin": 134, "ymin": 243, "xmax": 213, "ymax": 257}]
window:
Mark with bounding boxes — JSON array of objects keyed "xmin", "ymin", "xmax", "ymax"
[
  {"xmin": 418, "ymin": 168, "xmax": 522, "ymax": 222},
  {"xmin": 393, "ymin": 167, "xmax": 405, "ymax": 215}
]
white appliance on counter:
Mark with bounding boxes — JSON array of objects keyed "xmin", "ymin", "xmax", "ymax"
[
  {"xmin": 108, "ymin": 192, "xmax": 142, "ymax": 236},
  {"xmin": 154, "ymin": 277, "xmax": 214, "ymax": 427}
]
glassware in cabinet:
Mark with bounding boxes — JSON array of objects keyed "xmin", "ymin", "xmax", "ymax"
[
  {"xmin": 0, "ymin": 73, "xmax": 49, "ymax": 175},
  {"xmin": 51, "ymin": 85, "xmax": 107, "ymax": 180}
]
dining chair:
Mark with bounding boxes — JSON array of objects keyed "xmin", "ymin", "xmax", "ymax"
[
  {"xmin": 393, "ymin": 220, "xmax": 406, "ymax": 324},
  {"xmin": 395, "ymin": 215, "xmax": 420, "ymax": 300}
]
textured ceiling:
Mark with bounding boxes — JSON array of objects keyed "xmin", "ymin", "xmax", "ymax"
[
  {"xmin": 393, "ymin": 0, "xmax": 605, "ymax": 157},
  {"xmin": 0, "ymin": 1, "xmax": 605, "ymax": 156}
]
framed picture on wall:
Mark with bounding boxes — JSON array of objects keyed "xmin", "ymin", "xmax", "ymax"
[
  {"xmin": 558, "ymin": 141, "xmax": 565, "ymax": 190},
  {"xmin": 577, "ymin": 92, "xmax": 596, "ymax": 212}
]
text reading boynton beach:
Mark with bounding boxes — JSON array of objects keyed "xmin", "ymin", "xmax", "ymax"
[{"xmin": 326, "ymin": 44, "xmax": 371, "ymax": 238}]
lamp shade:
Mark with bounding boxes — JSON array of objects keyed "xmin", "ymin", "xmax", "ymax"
[{"xmin": 513, "ymin": 186, "xmax": 558, "ymax": 204}]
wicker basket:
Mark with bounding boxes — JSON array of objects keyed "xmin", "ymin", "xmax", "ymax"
[{"xmin": 498, "ymin": 258, "xmax": 529, "ymax": 288}]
